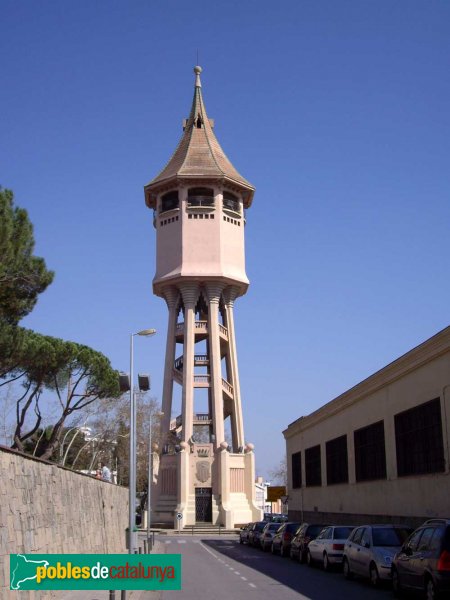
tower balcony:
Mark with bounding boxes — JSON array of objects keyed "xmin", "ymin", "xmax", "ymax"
[
  {"xmin": 175, "ymin": 321, "xmax": 229, "ymax": 346},
  {"xmin": 170, "ymin": 412, "xmax": 212, "ymax": 432}
]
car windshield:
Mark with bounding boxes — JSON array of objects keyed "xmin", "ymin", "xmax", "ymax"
[
  {"xmin": 268, "ymin": 524, "xmax": 280, "ymax": 531},
  {"xmin": 286, "ymin": 523, "xmax": 300, "ymax": 533},
  {"xmin": 372, "ymin": 527, "xmax": 412, "ymax": 547},
  {"xmin": 256, "ymin": 522, "xmax": 267, "ymax": 532},
  {"xmin": 307, "ymin": 525, "xmax": 325, "ymax": 536},
  {"xmin": 334, "ymin": 527, "xmax": 353, "ymax": 539}
]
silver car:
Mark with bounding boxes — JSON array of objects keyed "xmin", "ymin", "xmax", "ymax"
[
  {"xmin": 343, "ymin": 524, "xmax": 413, "ymax": 586},
  {"xmin": 260, "ymin": 522, "xmax": 282, "ymax": 551},
  {"xmin": 307, "ymin": 525, "xmax": 353, "ymax": 570}
]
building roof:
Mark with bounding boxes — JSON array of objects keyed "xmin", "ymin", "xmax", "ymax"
[
  {"xmin": 283, "ymin": 325, "xmax": 450, "ymax": 439},
  {"xmin": 145, "ymin": 66, "xmax": 255, "ymax": 208}
]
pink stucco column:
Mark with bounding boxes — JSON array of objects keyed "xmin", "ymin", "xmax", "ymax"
[
  {"xmin": 206, "ymin": 283, "xmax": 225, "ymax": 449},
  {"xmin": 180, "ymin": 283, "xmax": 198, "ymax": 443},
  {"xmin": 160, "ymin": 286, "xmax": 179, "ymax": 444}
]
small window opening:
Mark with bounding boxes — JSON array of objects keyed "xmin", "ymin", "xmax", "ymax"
[
  {"xmin": 188, "ymin": 187, "xmax": 214, "ymax": 208},
  {"xmin": 223, "ymin": 192, "xmax": 240, "ymax": 213},
  {"xmin": 196, "ymin": 114, "xmax": 203, "ymax": 129},
  {"xmin": 161, "ymin": 191, "xmax": 179, "ymax": 213}
]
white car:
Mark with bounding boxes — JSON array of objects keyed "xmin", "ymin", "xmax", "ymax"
[{"xmin": 307, "ymin": 526, "xmax": 353, "ymax": 570}]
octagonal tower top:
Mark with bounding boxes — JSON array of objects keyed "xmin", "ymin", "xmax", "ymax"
[{"xmin": 145, "ymin": 66, "xmax": 255, "ymax": 208}]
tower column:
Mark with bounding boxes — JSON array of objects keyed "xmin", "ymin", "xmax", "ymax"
[
  {"xmin": 160, "ymin": 287, "xmax": 179, "ymax": 444},
  {"xmin": 206, "ymin": 283, "xmax": 225, "ymax": 449},
  {"xmin": 223, "ymin": 286, "xmax": 245, "ymax": 450},
  {"xmin": 180, "ymin": 283, "xmax": 199, "ymax": 442}
]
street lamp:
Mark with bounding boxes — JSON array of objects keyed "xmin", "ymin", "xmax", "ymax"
[
  {"xmin": 147, "ymin": 410, "xmax": 164, "ymax": 550},
  {"xmin": 129, "ymin": 328, "xmax": 156, "ymax": 555}
]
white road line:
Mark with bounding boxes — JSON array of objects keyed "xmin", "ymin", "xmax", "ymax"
[
  {"xmin": 234, "ymin": 571, "xmax": 240, "ymax": 575},
  {"xmin": 249, "ymin": 583, "xmax": 256, "ymax": 588},
  {"xmin": 177, "ymin": 540, "xmax": 186, "ymax": 544},
  {"xmin": 164, "ymin": 541, "xmax": 171, "ymax": 544},
  {"xmin": 241, "ymin": 576, "xmax": 247, "ymax": 581}
]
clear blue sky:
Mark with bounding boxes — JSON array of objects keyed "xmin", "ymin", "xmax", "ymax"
[{"xmin": 1, "ymin": 1, "xmax": 449, "ymax": 478}]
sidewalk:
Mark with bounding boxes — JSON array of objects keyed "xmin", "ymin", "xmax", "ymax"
[{"xmin": 58, "ymin": 540, "xmax": 165, "ymax": 600}]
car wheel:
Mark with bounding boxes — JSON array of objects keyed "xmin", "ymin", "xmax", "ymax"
[
  {"xmin": 271, "ymin": 543, "xmax": 276, "ymax": 555},
  {"xmin": 392, "ymin": 568, "xmax": 403, "ymax": 598},
  {"xmin": 343, "ymin": 557, "xmax": 353, "ymax": 580},
  {"xmin": 425, "ymin": 578, "xmax": 437, "ymax": 600},
  {"xmin": 299, "ymin": 548, "xmax": 306, "ymax": 564},
  {"xmin": 239, "ymin": 538, "xmax": 243, "ymax": 544},
  {"xmin": 369, "ymin": 563, "xmax": 380, "ymax": 587},
  {"xmin": 306, "ymin": 550, "xmax": 313, "ymax": 567},
  {"xmin": 280, "ymin": 544, "xmax": 285, "ymax": 558},
  {"xmin": 323, "ymin": 552, "xmax": 331, "ymax": 572}
]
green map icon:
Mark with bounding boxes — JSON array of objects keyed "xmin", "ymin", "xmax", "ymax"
[{"xmin": 10, "ymin": 555, "xmax": 49, "ymax": 590}]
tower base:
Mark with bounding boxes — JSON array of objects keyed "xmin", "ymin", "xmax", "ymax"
[{"xmin": 151, "ymin": 444, "xmax": 262, "ymax": 529}]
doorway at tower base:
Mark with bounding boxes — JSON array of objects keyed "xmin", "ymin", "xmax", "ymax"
[{"xmin": 151, "ymin": 443, "xmax": 262, "ymax": 529}]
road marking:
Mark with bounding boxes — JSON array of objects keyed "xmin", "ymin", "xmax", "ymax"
[
  {"xmin": 164, "ymin": 541, "xmax": 171, "ymax": 544},
  {"xmin": 234, "ymin": 571, "xmax": 240, "ymax": 575},
  {"xmin": 177, "ymin": 540, "xmax": 186, "ymax": 544},
  {"xmin": 249, "ymin": 583, "xmax": 256, "ymax": 588},
  {"xmin": 241, "ymin": 576, "xmax": 247, "ymax": 581}
]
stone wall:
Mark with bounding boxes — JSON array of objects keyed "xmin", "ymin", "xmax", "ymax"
[{"xmin": 0, "ymin": 445, "xmax": 129, "ymax": 600}]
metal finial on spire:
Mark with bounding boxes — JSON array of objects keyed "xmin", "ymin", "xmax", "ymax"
[{"xmin": 194, "ymin": 65, "xmax": 202, "ymax": 88}]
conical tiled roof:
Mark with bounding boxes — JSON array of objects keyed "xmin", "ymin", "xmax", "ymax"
[{"xmin": 145, "ymin": 67, "xmax": 254, "ymax": 207}]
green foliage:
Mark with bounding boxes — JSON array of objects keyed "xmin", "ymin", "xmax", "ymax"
[
  {"xmin": 2, "ymin": 327, "xmax": 120, "ymax": 458},
  {"xmin": 0, "ymin": 188, "xmax": 54, "ymax": 325}
]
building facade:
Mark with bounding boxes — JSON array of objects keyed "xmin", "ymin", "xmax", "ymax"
[
  {"xmin": 144, "ymin": 67, "xmax": 261, "ymax": 528},
  {"xmin": 284, "ymin": 327, "xmax": 450, "ymax": 527}
]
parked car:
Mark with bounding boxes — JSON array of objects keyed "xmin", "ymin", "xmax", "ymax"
[
  {"xmin": 260, "ymin": 522, "xmax": 282, "ymax": 551},
  {"xmin": 290, "ymin": 523, "xmax": 328, "ymax": 563},
  {"xmin": 391, "ymin": 518, "xmax": 450, "ymax": 599},
  {"xmin": 307, "ymin": 525, "xmax": 353, "ymax": 570},
  {"xmin": 271, "ymin": 522, "xmax": 301, "ymax": 557},
  {"xmin": 239, "ymin": 523, "xmax": 254, "ymax": 545},
  {"xmin": 248, "ymin": 521, "xmax": 268, "ymax": 547},
  {"xmin": 343, "ymin": 524, "xmax": 413, "ymax": 586}
]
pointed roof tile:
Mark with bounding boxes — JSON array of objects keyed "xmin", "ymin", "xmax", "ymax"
[{"xmin": 145, "ymin": 67, "xmax": 255, "ymax": 207}]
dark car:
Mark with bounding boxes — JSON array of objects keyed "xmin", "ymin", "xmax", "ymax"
[
  {"xmin": 239, "ymin": 523, "xmax": 254, "ymax": 545},
  {"xmin": 271, "ymin": 522, "xmax": 301, "ymax": 557},
  {"xmin": 392, "ymin": 518, "xmax": 450, "ymax": 599},
  {"xmin": 248, "ymin": 521, "xmax": 268, "ymax": 547},
  {"xmin": 290, "ymin": 523, "xmax": 328, "ymax": 563}
]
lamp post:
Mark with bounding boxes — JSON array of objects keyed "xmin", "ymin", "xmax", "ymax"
[
  {"xmin": 129, "ymin": 328, "xmax": 156, "ymax": 555},
  {"xmin": 147, "ymin": 410, "xmax": 163, "ymax": 550}
]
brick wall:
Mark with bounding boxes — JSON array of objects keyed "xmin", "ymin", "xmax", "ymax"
[{"xmin": 0, "ymin": 445, "xmax": 129, "ymax": 600}]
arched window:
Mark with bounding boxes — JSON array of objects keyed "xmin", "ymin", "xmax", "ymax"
[
  {"xmin": 223, "ymin": 192, "xmax": 240, "ymax": 214},
  {"xmin": 160, "ymin": 191, "xmax": 179, "ymax": 213},
  {"xmin": 187, "ymin": 188, "xmax": 214, "ymax": 208}
]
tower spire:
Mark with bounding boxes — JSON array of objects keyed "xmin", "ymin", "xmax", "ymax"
[
  {"xmin": 194, "ymin": 65, "xmax": 202, "ymax": 88},
  {"xmin": 145, "ymin": 66, "xmax": 254, "ymax": 209}
]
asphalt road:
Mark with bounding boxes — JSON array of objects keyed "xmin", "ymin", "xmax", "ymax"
[{"xmin": 160, "ymin": 535, "xmax": 394, "ymax": 600}]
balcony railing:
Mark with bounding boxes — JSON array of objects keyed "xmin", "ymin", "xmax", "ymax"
[
  {"xmin": 194, "ymin": 374, "xmax": 210, "ymax": 384},
  {"xmin": 187, "ymin": 196, "xmax": 214, "ymax": 208},
  {"xmin": 222, "ymin": 378, "xmax": 233, "ymax": 395}
]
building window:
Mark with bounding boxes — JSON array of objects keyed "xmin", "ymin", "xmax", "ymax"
[
  {"xmin": 395, "ymin": 398, "xmax": 445, "ymax": 477},
  {"xmin": 305, "ymin": 445, "xmax": 321, "ymax": 487},
  {"xmin": 160, "ymin": 191, "xmax": 179, "ymax": 213},
  {"xmin": 291, "ymin": 451, "xmax": 302, "ymax": 489},
  {"xmin": 326, "ymin": 435, "xmax": 348, "ymax": 485},
  {"xmin": 223, "ymin": 191, "xmax": 240, "ymax": 214},
  {"xmin": 187, "ymin": 187, "xmax": 214, "ymax": 207},
  {"xmin": 354, "ymin": 420, "xmax": 386, "ymax": 482}
]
